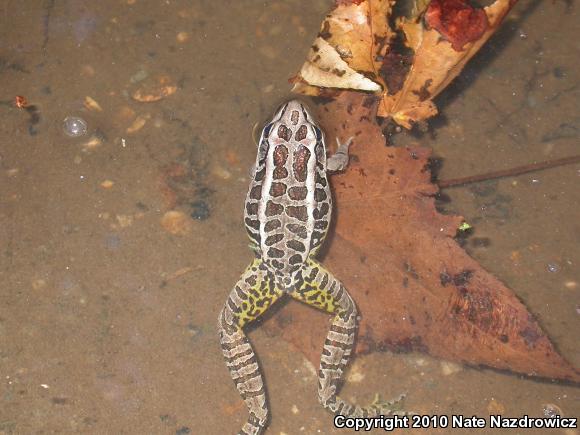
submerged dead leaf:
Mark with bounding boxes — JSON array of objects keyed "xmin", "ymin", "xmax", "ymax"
[
  {"xmin": 265, "ymin": 93, "xmax": 580, "ymax": 383},
  {"xmin": 292, "ymin": 0, "xmax": 518, "ymax": 128}
]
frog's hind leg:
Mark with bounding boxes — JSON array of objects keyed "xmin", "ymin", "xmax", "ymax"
[
  {"xmin": 218, "ymin": 258, "xmax": 283, "ymax": 435},
  {"xmin": 290, "ymin": 258, "xmax": 404, "ymax": 418}
]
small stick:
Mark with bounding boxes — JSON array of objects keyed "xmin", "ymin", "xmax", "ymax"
[{"xmin": 438, "ymin": 155, "xmax": 580, "ymax": 189}]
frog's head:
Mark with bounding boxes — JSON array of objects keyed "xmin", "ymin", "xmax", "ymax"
[
  {"xmin": 261, "ymin": 99, "xmax": 322, "ymax": 145},
  {"xmin": 255, "ymin": 100, "xmax": 325, "ymax": 177}
]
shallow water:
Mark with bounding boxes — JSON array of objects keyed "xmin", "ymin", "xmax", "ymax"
[{"xmin": 0, "ymin": 1, "xmax": 578, "ymax": 434}]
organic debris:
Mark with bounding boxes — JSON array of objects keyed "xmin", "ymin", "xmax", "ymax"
[
  {"xmin": 291, "ymin": 0, "xmax": 518, "ymax": 127},
  {"xmin": 264, "ymin": 93, "xmax": 580, "ymax": 383},
  {"xmin": 131, "ymin": 75, "xmax": 177, "ymax": 103}
]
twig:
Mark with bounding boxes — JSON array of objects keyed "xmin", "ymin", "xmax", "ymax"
[{"xmin": 438, "ymin": 155, "xmax": 580, "ymax": 189}]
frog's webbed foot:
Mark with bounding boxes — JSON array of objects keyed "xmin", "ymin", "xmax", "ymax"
[
  {"xmin": 290, "ymin": 258, "xmax": 410, "ymax": 419},
  {"xmin": 368, "ymin": 392, "xmax": 409, "ymax": 416},
  {"xmin": 327, "ymin": 136, "xmax": 353, "ymax": 173}
]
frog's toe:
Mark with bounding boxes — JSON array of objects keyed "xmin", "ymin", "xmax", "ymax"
[{"xmin": 370, "ymin": 392, "xmax": 408, "ymax": 416}]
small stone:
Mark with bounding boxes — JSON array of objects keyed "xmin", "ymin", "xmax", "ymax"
[
  {"xmin": 116, "ymin": 214, "xmax": 133, "ymax": 228},
  {"xmin": 487, "ymin": 398, "xmax": 505, "ymax": 414},
  {"xmin": 100, "ymin": 180, "xmax": 114, "ymax": 189},
  {"xmin": 440, "ymin": 361, "xmax": 463, "ymax": 376},
  {"xmin": 564, "ymin": 281, "xmax": 577, "ymax": 290},
  {"xmin": 126, "ymin": 114, "xmax": 150, "ymax": 134},
  {"xmin": 32, "ymin": 279, "xmax": 47, "ymax": 290},
  {"xmin": 346, "ymin": 360, "xmax": 365, "ymax": 383},
  {"xmin": 176, "ymin": 32, "xmax": 189, "ymax": 43},
  {"xmin": 542, "ymin": 403, "xmax": 562, "ymax": 418},
  {"xmin": 129, "ymin": 70, "xmax": 148, "ymax": 84},
  {"xmin": 291, "ymin": 404, "xmax": 299, "ymax": 414},
  {"xmin": 161, "ymin": 210, "xmax": 193, "ymax": 235},
  {"xmin": 84, "ymin": 96, "xmax": 103, "ymax": 112},
  {"xmin": 80, "ymin": 135, "xmax": 102, "ymax": 151},
  {"xmin": 212, "ymin": 165, "xmax": 231, "ymax": 180}
]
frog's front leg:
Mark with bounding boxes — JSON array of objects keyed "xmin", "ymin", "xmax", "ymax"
[
  {"xmin": 326, "ymin": 136, "xmax": 353, "ymax": 172},
  {"xmin": 290, "ymin": 258, "xmax": 405, "ymax": 418},
  {"xmin": 218, "ymin": 258, "xmax": 283, "ymax": 435}
]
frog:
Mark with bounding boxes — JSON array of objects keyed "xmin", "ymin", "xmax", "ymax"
[{"xmin": 217, "ymin": 100, "xmax": 403, "ymax": 434}]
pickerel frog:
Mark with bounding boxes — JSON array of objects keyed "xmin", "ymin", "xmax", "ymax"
[{"xmin": 218, "ymin": 100, "xmax": 403, "ymax": 434}]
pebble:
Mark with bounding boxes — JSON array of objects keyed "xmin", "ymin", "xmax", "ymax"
[
  {"xmin": 487, "ymin": 398, "xmax": 505, "ymax": 414},
  {"xmin": 63, "ymin": 116, "xmax": 88, "ymax": 137},
  {"xmin": 542, "ymin": 403, "xmax": 562, "ymax": 418},
  {"xmin": 176, "ymin": 31, "xmax": 189, "ymax": 43},
  {"xmin": 546, "ymin": 263, "xmax": 560, "ymax": 273},
  {"xmin": 161, "ymin": 210, "xmax": 192, "ymax": 235},
  {"xmin": 440, "ymin": 361, "xmax": 463, "ymax": 376},
  {"xmin": 211, "ymin": 165, "xmax": 231, "ymax": 180}
]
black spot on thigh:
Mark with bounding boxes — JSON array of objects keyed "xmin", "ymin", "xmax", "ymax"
[
  {"xmin": 288, "ymin": 186, "xmax": 308, "ymax": 201},
  {"xmin": 286, "ymin": 205, "xmax": 308, "ymax": 222}
]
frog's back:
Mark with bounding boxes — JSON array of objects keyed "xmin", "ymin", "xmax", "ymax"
[{"xmin": 244, "ymin": 100, "xmax": 331, "ymax": 289}]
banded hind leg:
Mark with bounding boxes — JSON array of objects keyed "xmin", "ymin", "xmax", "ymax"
[
  {"xmin": 218, "ymin": 258, "xmax": 283, "ymax": 435},
  {"xmin": 290, "ymin": 258, "xmax": 404, "ymax": 417}
]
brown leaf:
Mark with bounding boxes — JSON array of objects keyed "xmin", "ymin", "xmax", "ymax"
[
  {"xmin": 292, "ymin": 0, "xmax": 519, "ymax": 128},
  {"xmin": 264, "ymin": 93, "xmax": 580, "ymax": 383}
]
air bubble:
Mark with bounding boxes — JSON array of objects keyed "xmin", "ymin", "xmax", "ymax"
[{"xmin": 62, "ymin": 116, "xmax": 88, "ymax": 137}]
